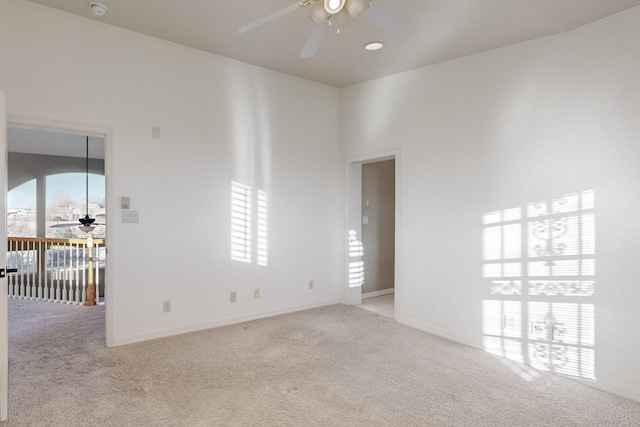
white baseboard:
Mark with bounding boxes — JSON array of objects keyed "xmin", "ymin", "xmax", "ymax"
[
  {"xmin": 112, "ymin": 298, "xmax": 341, "ymax": 347},
  {"xmin": 362, "ymin": 288, "xmax": 394, "ymax": 299},
  {"xmin": 397, "ymin": 316, "xmax": 483, "ymax": 350},
  {"xmin": 578, "ymin": 378, "xmax": 640, "ymax": 404},
  {"xmin": 397, "ymin": 316, "xmax": 640, "ymax": 404}
]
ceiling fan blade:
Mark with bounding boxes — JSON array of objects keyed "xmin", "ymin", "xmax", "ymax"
[
  {"xmin": 239, "ymin": 2, "xmax": 304, "ymax": 34},
  {"xmin": 300, "ymin": 21, "xmax": 329, "ymax": 59},
  {"xmin": 49, "ymin": 222, "xmax": 105, "ymax": 228},
  {"xmin": 49, "ymin": 223, "xmax": 81, "ymax": 228},
  {"xmin": 364, "ymin": 1, "xmax": 417, "ymax": 41}
]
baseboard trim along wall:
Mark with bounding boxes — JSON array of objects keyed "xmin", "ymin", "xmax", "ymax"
[
  {"xmin": 398, "ymin": 316, "xmax": 640, "ymax": 404},
  {"xmin": 113, "ymin": 299, "xmax": 341, "ymax": 347},
  {"xmin": 576, "ymin": 378, "xmax": 640, "ymax": 404},
  {"xmin": 362, "ymin": 288, "xmax": 394, "ymax": 300},
  {"xmin": 398, "ymin": 316, "xmax": 483, "ymax": 350}
]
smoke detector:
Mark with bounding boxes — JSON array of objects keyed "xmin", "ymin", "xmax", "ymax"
[{"xmin": 90, "ymin": 2, "xmax": 107, "ymax": 17}]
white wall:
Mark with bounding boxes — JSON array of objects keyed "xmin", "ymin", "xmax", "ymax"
[
  {"xmin": 4, "ymin": 0, "xmax": 640, "ymax": 404},
  {"xmin": 341, "ymin": 6, "xmax": 640, "ymax": 401},
  {"xmin": 0, "ymin": 0, "xmax": 343, "ymax": 345}
]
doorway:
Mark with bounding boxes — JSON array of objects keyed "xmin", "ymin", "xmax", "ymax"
[
  {"xmin": 345, "ymin": 150, "xmax": 399, "ymax": 319},
  {"xmin": 7, "ymin": 125, "xmax": 106, "ymax": 301},
  {"xmin": 6, "ymin": 120, "xmax": 111, "ymax": 340},
  {"xmin": 361, "ymin": 159, "xmax": 395, "ymax": 298}
]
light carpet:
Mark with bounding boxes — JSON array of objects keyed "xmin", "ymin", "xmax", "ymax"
[{"xmin": 4, "ymin": 299, "xmax": 640, "ymax": 426}]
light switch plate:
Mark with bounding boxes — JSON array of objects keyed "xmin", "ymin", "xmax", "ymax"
[
  {"xmin": 121, "ymin": 196, "xmax": 130, "ymax": 209},
  {"xmin": 121, "ymin": 210, "xmax": 140, "ymax": 223}
]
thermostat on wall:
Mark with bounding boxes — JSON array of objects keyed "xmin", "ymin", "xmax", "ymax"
[{"xmin": 121, "ymin": 196, "xmax": 130, "ymax": 209}]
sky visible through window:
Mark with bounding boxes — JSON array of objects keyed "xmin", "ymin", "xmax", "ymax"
[
  {"xmin": 47, "ymin": 173, "xmax": 105, "ymax": 204},
  {"xmin": 8, "ymin": 173, "xmax": 106, "ymax": 238},
  {"xmin": 7, "ymin": 179, "xmax": 36, "ymax": 209},
  {"xmin": 8, "ymin": 174, "xmax": 105, "ymax": 209}
]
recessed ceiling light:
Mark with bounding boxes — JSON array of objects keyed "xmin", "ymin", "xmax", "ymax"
[{"xmin": 364, "ymin": 42, "xmax": 384, "ymax": 51}]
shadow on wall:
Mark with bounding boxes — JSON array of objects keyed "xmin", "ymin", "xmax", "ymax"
[{"xmin": 482, "ymin": 190, "xmax": 596, "ymax": 381}]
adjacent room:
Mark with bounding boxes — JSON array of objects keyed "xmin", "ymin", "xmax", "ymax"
[{"xmin": 1, "ymin": 0, "xmax": 640, "ymax": 424}]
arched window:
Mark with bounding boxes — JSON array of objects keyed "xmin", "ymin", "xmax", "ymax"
[{"xmin": 7, "ymin": 179, "xmax": 37, "ymax": 237}]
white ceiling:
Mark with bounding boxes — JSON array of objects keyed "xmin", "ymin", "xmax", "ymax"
[{"xmin": 24, "ymin": 0, "xmax": 640, "ymax": 88}]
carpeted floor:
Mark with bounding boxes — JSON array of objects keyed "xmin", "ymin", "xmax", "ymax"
[{"xmin": 4, "ymin": 298, "xmax": 640, "ymax": 426}]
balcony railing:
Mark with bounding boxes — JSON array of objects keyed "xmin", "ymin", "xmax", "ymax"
[{"xmin": 6, "ymin": 236, "xmax": 105, "ymax": 305}]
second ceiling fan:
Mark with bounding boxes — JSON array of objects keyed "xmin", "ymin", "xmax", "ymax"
[
  {"xmin": 49, "ymin": 136, "xmax": 104, "ymax": 233},
  {"xmin": 240, "ymin": 0, "xmax": 416, "ymax": 58}
]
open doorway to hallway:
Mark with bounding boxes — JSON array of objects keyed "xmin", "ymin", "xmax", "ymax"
[
  {"xmin": 358, "ymin": 160, "xmax": 395, "ymax": 317},
  {"xmin": 346, "ymin": 150, "xmax": 399, "ymax": 320},
  {"xmin": 361, "ymin": 160, "xmax": 395, "ymax": 298},
  {"xmin": 6, "ymin": 126, "xmax": 106, "ymax": 305}
]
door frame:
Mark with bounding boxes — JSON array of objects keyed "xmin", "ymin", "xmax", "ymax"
[
  {"xmin": 1, "ymin": 92, "xmax": 8, "ymax": 421},
  {"xmin": 7, "ymin": 115, "xmax": 114, "ymax": 347},
  {"xmin": 344, "ymin": 149, "xmax": 400, "ymax": 319}
]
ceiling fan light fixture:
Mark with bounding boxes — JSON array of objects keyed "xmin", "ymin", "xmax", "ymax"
[
  {"xmin": 324, "ymin": 0, "xmax": 346, "ymax": 14},
  {"xmin": 79, "ymin": 225, "xmax": 96, "ymax": 233},
  {"xmin": 346, "ymin": 0, "xmax": 371, "ymax": 17},
  {"xmin": 309, "ymin": 2, "xmax": 331, "ymax": 25},
  {"xmin": 330, "ymin": 8, "xmax": 350, "ymax": 28},
  {"xmin": 364, "ymin": 41, "xmax": 384, "ymax": 51}
]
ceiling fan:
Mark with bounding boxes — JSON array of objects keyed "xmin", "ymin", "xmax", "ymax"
[
  {"xmin": 239, "ymin": 0, "xmax": 416, "ymax": 58},
  {"xmin": 50, "ymin": 136, "xmax": 104, "ymax": 233}
]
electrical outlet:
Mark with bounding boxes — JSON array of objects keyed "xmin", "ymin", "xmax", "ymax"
[
  {"xmin": 163, "ymin": 300, "xmax": 171, "ymax": 313},
  {"xmin": 308, "ymin": 280, "xmax": 314, "ymax": 290},
  {"xmin": 254, "ymin": 288, "xmax": 260, "ymax": 299},
  {"xmin": 503, "ymin": 315, "xmax": 516, "ymax": 331},
  {"xmin": 530, "ymin": 321, "xmax": 546, "ymax": 339},
  {"xmin": 552, "ymin": 325, "xmax": 566, "ymax": 341},
  {"xmin": 230, "ymin": 291, "xmax": 237, "ymax": 303}
]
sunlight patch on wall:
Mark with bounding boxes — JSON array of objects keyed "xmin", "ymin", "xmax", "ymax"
[
  {"xmin": 231, "ymin": 181, "xmax": 269, "ymax": 266},
  {"xmin": 231, "ymin": 182, "xmax": 252, "ymax": 263},
  {"xmin": 348, "ymin": 230, "xmax": 364, "ymax": 288},
  {"xmin": 257, "ymin": 189, "xmax": 268, "ymax": 267},
  {"xmin": 482, "ymin": 190, "xmax": 596, "ymax": 381}
]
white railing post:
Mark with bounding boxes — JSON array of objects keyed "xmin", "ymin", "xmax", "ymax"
[
  {"xmin": 95, "ymin": 242, "xmax": 102, "ymax": 305},
  {"xmin": 84, "ymin": 233, "xmax": 96, "ymax": 306}
]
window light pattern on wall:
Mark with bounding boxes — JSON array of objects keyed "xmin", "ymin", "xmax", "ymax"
[
  {"xmin": 482, "ymin": 190, "xmax": 595, "ymax": 380},
  {"xmin": 348, "ymin": 230, "xmax": 365, "ymax": 288},
  {"xmin": 256, "ymin": 190, "xmax": 268, "ymax": 267},
  {"xmin": 231, "ymin": 182, "xmax": 252, "ymax": 263},
  {"xmin": 230, "ymin": 181, "xmax": 268, "ymax": 266}
]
